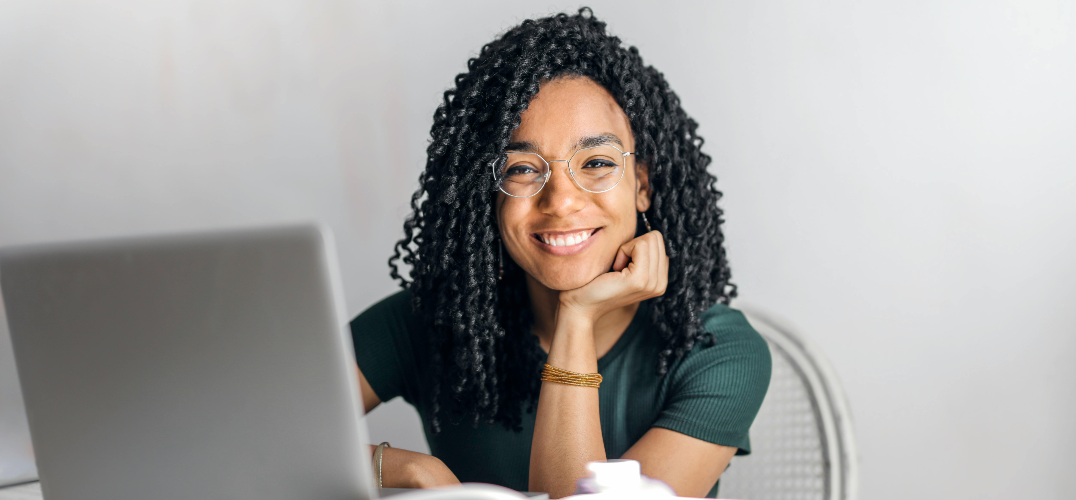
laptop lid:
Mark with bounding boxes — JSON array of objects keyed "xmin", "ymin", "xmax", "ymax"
[
  {"xmin": 0, "ymin": 299, "xmax": 36, "ymax": 488},
  {"xmin": 0, "ymin": 224, "xmax": 376, "ymax": 500}
]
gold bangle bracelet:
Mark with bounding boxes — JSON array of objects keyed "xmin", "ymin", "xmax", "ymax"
[{"xmin": 540, "ymin": 363, "xmax": 602, "ymax": 388}]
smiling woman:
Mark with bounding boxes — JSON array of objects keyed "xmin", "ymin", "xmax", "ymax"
[{"xmin": 348, "ymin": 8, "xmax": 771, "ymax": 499}]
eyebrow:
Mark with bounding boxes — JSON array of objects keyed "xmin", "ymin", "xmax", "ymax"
[
  {"xmin": 506, "ymin": 133, "xmax": 624, "ymax": 154},
  {"xmin": 506, "ymin": 140, "xmax": 540, "ymax": 153},
  {"xmin": 574, "ymin": 133, "xmax": 623, "ymax": 150}
]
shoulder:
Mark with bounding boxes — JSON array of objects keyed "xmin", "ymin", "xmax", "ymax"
[
  {"xmin": 351, "ymin": 288, "xmax": 413, "ymax": 322},
  {"xmin": 668, "ymin": 302, "xmax": 772, "ymax": 394},
  {"xmin": 349, "ymin": 288, "xmax": 417, "ymax": 338},
  {"xmin": 699, "ymin": 302, "xmax": 769, "ymax": 357},
  {"xmin": 652, "ymin": 302, "xmax": 772, "ymax": 453},
  {"xmin": 349, "ymin": 288, "xmax": 426, "ymax": 404},
  {"xmin": 349, "ymin": 288, "xmax": 425, "ymax": 357}
]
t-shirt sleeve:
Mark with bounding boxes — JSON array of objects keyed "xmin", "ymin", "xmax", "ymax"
[
  {"xmin": 652, "ymin": 304, "xmax": 772, "ymax": 455},
  {"xmin": 348, "ymin": 289, "xmax": 422, "ymax": 406}
]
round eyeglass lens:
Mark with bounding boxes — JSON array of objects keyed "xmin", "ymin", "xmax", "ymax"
[
  {"xmin": 568, "ymin": 145, "xmax": 627, "ymax": 193},
  {"xmin": 498, "ymin": 152, "xmax": 549, "ymax": 197}
]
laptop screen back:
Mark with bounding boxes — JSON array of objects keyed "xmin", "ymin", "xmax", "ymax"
[{"xmin": 0, "ymin": 224, "xmax": 375, "ymax": 500}]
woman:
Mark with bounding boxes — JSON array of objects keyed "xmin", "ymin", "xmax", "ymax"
[{"xmin": 350, "ymin": 9, "xmax": 771, "ymax": 499}]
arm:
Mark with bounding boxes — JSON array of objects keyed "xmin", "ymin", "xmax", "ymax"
[
  {"xmin": 528, "ymin": 312, "xmax": 606, "ymax": 497},
  {"xmin": 621, "ymin": 428, "xmax": 737, "ymax": 497},
  {"xmin": 358, "ymin": 367, "xmax": 460, "ymax": 488},
  {"xmin": 529, "ymin": 231, "xmax": 668, "ymax": 498},
  {"xmin": 625, "ymin": 307, "xmax": 772, "ymax": 496}
]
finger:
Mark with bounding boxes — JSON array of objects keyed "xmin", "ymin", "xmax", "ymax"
[
  {"xmin": 654, "ymin": 231, "xmax": 668, "ymax": 293},
  {"xmin": 658, "ymin": 253, "xmax": 669, "ymax": 296},
  {"xmin": 620, "ymin": 237, "xmax": 650, "ymax": 288},
  {"xmin": 646, "ymin": 232, "xmax": 664, "ymax": 292},
  {"xmin": 647, "ymin": 233, "xmax": 659, "ymax": 292},
  {"xmin": 612, "ymin": 247, "xmax": 630, "ymax": 272},
  {"xmin": 653, "ymin": 230, "xmax": 667, "ymax": 260},
  {"xmin": 613, "ymin": 236, "xmax": 644, "ymax": 273}
]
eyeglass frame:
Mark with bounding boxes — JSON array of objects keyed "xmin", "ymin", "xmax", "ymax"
[{"xmin": 491, "ymin": 143, "xmax": 636, "ymax": 199}]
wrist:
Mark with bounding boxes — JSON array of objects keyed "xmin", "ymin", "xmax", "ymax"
[
  {"xmin": 380, "ymin": 447, "xmax": 458, "ymax": 489},
  {"xmin": 548, "ymin": 310, "xmax": 599, "ymax": 373},
  {"xmin": 406, "ymin": 455, "xmax": 457, "ymax": 488},
  {"xmin": 552, "ymin": 309, "xmax": 597, "ymax": 344},
  {"xmin": 555, "ymin": 300, "xmax": 598, "ymax": 329}
]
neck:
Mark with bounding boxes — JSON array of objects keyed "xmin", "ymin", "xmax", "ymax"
[{"xmin": 525, "ymin": 274, "xmax": 640, "ymax": 358}]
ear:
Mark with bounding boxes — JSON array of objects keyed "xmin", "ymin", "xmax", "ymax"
[{"xmin": 635, "ymin": 161, "xmax": 652, "ymax": 212}]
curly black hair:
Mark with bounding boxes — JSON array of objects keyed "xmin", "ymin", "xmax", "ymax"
[{"xmin": 388, "ymin": 8, "xmax": 735, "ymax": 433}]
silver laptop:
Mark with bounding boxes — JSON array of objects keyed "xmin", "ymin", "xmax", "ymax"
[{"xmin": 0, "ymin": 224, "xmax": 376, "ymax": 500}]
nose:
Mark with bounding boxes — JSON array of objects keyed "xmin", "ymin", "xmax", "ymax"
[{"xmin": 535, "ymin": 161, "xmax": 585, "ymax": 218}]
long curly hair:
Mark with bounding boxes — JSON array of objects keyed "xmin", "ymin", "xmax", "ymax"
[{"xmin": 388, "ymin": 8, "xmax": 735, "ymax": 433}]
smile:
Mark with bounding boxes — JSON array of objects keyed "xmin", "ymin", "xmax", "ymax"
[{"xmin": 531, "ymin": 228, "xmax": 600, "ymax": 256}]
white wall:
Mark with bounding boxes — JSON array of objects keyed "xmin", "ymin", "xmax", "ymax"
[{"xmin": 1, "ymin": 1, "xmax": 1073, "ymax": 499}]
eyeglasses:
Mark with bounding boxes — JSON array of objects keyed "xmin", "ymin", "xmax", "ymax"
[{"xmin": 492, "ymin": 144, "xmax": 635, "ymax": 198}]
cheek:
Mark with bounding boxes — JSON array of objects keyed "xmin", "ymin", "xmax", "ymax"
[
  {"xmin": 599, "ymin": 193, "xmax": 640, "ymax": 242},
  {"xmin": 496, "ymin": 202, "xmax": 533, "ymax": 258}
]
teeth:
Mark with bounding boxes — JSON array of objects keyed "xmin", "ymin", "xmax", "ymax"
[{"xmin": 539, "ymin": 230, "xmax": 593, "ymax": 247}]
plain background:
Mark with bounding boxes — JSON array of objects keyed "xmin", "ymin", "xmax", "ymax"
[{"xmin": 1, "ymin": 1, "xmax": 1074, "ymax": 498}]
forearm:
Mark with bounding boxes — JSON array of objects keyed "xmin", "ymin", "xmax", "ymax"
[{"xmin": 529, "ymin": 313, "xmax": 607, "ymax": 498}]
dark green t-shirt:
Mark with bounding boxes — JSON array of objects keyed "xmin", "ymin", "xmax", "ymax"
[{"xmin": 350, "ymin": 290, "xmax": 771, "ymax": 498}]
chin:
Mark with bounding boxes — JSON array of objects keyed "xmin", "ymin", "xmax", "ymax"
[{"xmin": 535, "ymin": 266, "xmax": 604, "ymax": 291}]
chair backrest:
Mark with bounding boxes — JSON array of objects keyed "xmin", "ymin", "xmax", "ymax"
[{"xmin": 718, "ymin": 309, "xmax": 858, "ymax": 500}]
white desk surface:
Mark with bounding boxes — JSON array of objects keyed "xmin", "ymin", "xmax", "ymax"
[{"xmin": 0, "ymin": 482, "xmax": 555, "ymax": 500}]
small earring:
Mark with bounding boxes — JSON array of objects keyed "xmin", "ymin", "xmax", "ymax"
[
  {"xmin": 498, "ymin": 239, "xmax": 504, "ymax": 280},
  {"xmin": 641, "ymin": 212, "xmax": 652, "ymax": 232}
]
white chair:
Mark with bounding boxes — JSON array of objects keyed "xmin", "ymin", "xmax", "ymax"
[{"xmin": 718, "ymin": 309, "xmax": 859, "ymax": 500}]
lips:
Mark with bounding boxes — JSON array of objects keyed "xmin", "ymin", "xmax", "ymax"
[{"xmin": 530, "ymin": 228, "xmax": 600, "ymax": 256}]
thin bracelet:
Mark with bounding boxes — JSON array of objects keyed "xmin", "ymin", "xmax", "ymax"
[
  {"xmin": 541, "ymin": 363, "xmax": 602, "ymax": 388},
  {"xmin": 373, "ymin": 442, "xmax": 391, "ymax": 488}
]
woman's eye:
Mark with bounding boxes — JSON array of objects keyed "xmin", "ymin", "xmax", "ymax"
[
  {"xmin": 505, "ymin": 165, "xmax": 538, "ymax": 177},
  {"xmin": 582, "ymin": 159, "xmax": 618, "ymax": 169}
]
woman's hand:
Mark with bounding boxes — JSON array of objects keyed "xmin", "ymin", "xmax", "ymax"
[
  {"xmin": 376, "ymin": 446, "xmax": 460, "ymax": 489},
  {"xmin": 558, "ymin": 230, "xmax": 669, "ymax": 324}
]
